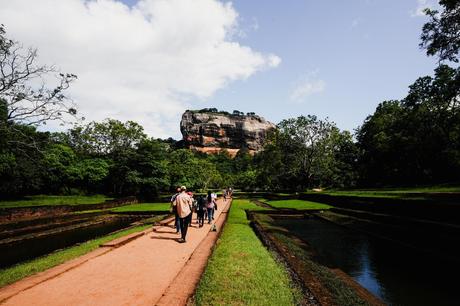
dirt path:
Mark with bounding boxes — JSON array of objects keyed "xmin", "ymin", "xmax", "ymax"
[{"xmin": 0, "ymin": 198, "xmax": 232, "ymax": 306}]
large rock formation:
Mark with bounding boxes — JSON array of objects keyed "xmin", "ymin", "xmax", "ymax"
[{"xmin": 180, "ymin": 109, "xmax": 276, "ymax": 156}]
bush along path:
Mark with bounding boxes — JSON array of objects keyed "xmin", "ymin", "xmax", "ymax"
[{"xmin": 0, "ymin": 198, "xmax": 232, "ymax": 306}]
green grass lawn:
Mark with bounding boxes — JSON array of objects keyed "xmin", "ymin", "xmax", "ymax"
[
  {"xmin": 73, "ymin": 209, "xmax": 104, "ymax": 215},
  {"xmin": 0, "ymin": 195, "xmax": 113, "ymax": 208},
  {"xmin": 110, "ymin": 202, "xmax": 170, "ymax": 213},
  {"xmin": 317, "ymin": 186, "xmax": 460, "ymax": 199},
  {"xmin": 0, "ymin": 217, "xmax": 167, "ymax": 288},
  {"xmin": 266, "ymin": 199, "xmax": 331, "ymax": 210},
  {"xmin": 194, "ymin": 199, "xmax": 302, "ymax": 306}
]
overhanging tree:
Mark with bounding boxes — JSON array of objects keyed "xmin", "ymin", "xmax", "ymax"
[
  {"xmin": 0, "ymin": 25, "xmax": 77, "ymax": 130},
  {"xmin": 420, "ymin": 0, "xmax": 460, "ymax": 62}
]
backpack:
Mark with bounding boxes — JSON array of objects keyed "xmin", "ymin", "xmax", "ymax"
[{"xmin": 197, "ymin": 196, "xmax": 206, "ymax": 211}]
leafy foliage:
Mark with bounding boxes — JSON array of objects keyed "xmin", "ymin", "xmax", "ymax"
[
  {"xmin": 357, "ymin": 65, "xmax": 460, "ymax": 185},
  {"xmin": 254, "ymin": 116, "xmax": 358, "ymax": 190},
  {"xmin": 420, "ymin": 1, "xmax": 460, "ymax": 62}
]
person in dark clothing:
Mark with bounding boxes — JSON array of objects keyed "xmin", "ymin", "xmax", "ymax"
[
  {"xmin": 196, "ymin": 195, "xmax": 206, "ymax": 227},
  {"xmin": 170, "ymin": 187, "xmax": 181, "ymax": 233}
]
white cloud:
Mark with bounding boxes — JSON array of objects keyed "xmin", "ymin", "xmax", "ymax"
[
  {"xmin": 290, "ymin": 72, "xmax": 326, "ymax": 102},
  {"xmin": 0, "ymin": 0, "xmax": 280, "ymax": 138},
  {"xmin": 410, "ymin": 0, "xmax": 432, "ymax": 17}
]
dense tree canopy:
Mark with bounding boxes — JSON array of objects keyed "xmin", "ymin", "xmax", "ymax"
[
  {"xmin": 357, "ymin": 65, "xmax": 460, "ymax": 185},
  {"xmin": 253, "ymin": 116, "xmax": 358, "ymax": 191}
]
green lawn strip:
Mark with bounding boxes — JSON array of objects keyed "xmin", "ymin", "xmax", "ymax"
[
  {"xmin": 317, "ymin": 186, "xmax": 460, "ymax": 199},
  {"xmin": 0, "ymin": 216, "xmax": 165, "ymax": 288},
  {"xmin": 73, "ymin": 209, "xmax": 104, "ymax": 215},
  {"xmin": 267, "ymin": 199, "xmax": 331, "ymax": 210},
  {"xmin": 255, "ymin": 214, "xmax": 370, "ymax": 306},
  {"xmin": 110, "ymin": 202, "xmax": 170, "ymax": 213},
  {"xmin": 194, "ymin": 199, "xmax": 302, "ymax": 306},
  {"xmin": 317, "ymin": 191, "xmax": 418, "ymax": 199},
  {"xmin": 0, "ymin": 195, "xmax": 113, "ymax": 208}
]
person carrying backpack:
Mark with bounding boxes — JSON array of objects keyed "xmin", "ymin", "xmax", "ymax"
[
  {"xmin": 206, "ymin": 191, "xmax": 216, "ymax": 224},
  {"xmin": 196, "ymin": 195, "xmax": 206, "ymax": 227},
  {"xmin": 170, "ymin": 186, "xmax": 181, "ymax": 234}
]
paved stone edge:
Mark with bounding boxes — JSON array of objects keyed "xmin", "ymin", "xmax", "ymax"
[
  {"xmin": 155, "ymin": 199, "xmax": 232, "ymax": 306},
  {"xmin": 0, "ymin": 215, "xmax": 170, "ymax": 304},
  {"xmin": 0, "ymin": 247, "xmax": 112, "ymax": 304}
]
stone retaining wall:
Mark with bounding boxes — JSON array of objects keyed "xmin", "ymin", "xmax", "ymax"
[{"xmin": 0, "ymin": 196, "xmax": 138, "ymax": 223}]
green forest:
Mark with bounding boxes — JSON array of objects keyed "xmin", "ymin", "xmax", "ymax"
[{"xmin": 1, "ymin": 1, "xmax": 459, "ymax": 199}]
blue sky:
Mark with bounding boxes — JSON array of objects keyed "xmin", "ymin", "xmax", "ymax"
[
  {"xmin": 0, "ymin": 0, "xmax": 440, "ymax": 138},
  {"xmin": 205, "ymin": 0, "xmax": 439, "ymax": 132}
]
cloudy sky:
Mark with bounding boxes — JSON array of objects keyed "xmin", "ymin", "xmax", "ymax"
[{"xmin": 0, "ymin": 0, "xmax": 439, "ymax": 138}]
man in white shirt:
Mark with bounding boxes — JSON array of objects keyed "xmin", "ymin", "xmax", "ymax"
[{"xmin": 173, "ymin": 186, "xmax": 192, "ymax": 243}]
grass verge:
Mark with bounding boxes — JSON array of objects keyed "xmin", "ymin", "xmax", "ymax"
[
  {"xmin": 0, "ymin": 195, "xmax": 113, "ymax": 208},
  {"xmin": 266, "ymin": 199, "xmax": 331, "ymax": 210},
  {"xmin": 0, "ymin": 215, "xmax": 165, "ymax": 288},
  {"xmin": 194, "ymin": 199, "xmax": 302, "ymax": 306},
  {"xmin": 110, "ymin": 202, "xmax": 170, "ymax": 213},
  {"xmin": 315, "ymin": 186, "xmax": 460, "ymax": 199}
]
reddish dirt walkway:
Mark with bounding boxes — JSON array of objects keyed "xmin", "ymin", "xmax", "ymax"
[{"xmin": 0, "ymin": 199, "xmax": 231, "ymax": 306}]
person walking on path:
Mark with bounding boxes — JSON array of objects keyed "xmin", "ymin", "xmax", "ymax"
[
  {"xmin": 196, "ymin": 195, "xmax": 206, "ymax": 227},
  {"xmin": 174, "ymin": 186, "xmax": 193, "ymax": 243},
  {"xmin": 187, "ymin": 191, "xmax": 195, "ymax": 228},
  {"xmin": 170, "ymin": 187, "xmax": 181, "ymax": 233},
  {"xmin": 206, "ymin": 191, "xmax": 216, "ymax": 224}
]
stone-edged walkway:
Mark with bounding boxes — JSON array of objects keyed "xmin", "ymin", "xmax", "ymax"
[{"xmin": 0, "ymin": 198, "xmax": 232, "ymax": 306}]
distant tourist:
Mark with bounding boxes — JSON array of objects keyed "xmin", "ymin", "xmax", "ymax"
[
  {"xmin": 196, "ymin": 195, "xmax": 206, "ymax": 227},
  {"xmin": 174, "ymin": 186, "xmax": 193, "ymax": 243},
  {"xmin": 206, "ymin": 191, "xmax": 217, "ymax": 224},
  {"xmin": 228, "ymin": 187, "xmax": 233, "ymax": 198},
  {"xmin": 170, "ymin": 187, "xmax": 181, "ymax": 234}
]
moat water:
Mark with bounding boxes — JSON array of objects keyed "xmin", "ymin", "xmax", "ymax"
[
  {"xmin": 275, "ymin": 217, "xmax": 458, "ymax": 306},
  {"xmin": 0, "ymin": 215, "xmax": 145, "ymax": 269}
]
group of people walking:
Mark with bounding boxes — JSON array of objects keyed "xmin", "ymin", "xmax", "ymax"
[{"xmin": 170, "ymin": 186, "xmax": 232, "ymax": 243}]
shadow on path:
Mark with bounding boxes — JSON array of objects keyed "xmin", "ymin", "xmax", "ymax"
[{"xmin": 149, "ymin": 236, "xmax": 178, "ymax": 241}]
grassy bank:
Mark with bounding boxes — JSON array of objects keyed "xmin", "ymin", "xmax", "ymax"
[
  {"xmin": 0, "ymin": 215, "xmax": 165, "ymax": 288},
  {"xmin": 315, "ymin": 186, "xmax": 460, "ymax": 199},
  {"xmin": 194, "ymin": 199, "xmax": 302, "ymax": 306},
  {"xmin": 0, "ymin": 195, "xmax": 112, "ymax": 208},
  {"xmin": 110, "ymin": 202, "xmax": 170, "ymax": 213},
  {"xmin": 265, "ymin": 199, "xmax": 331, "ymax": 210}
]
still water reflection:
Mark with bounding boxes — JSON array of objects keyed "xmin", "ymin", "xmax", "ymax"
[
  {"xmin": 0, "ymin": 215, "xmax": 143, "ymax": 269},
  {"xmin": 275, "ymin": 217, "xmax": 458, "ymax": 306}
]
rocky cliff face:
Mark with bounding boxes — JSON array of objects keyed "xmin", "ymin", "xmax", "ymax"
[{"xmin": 180, "ymin": 110, "xmax": 276, "ymax": 156}]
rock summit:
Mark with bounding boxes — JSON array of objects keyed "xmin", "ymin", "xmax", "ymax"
[{"xmin": 180, "ymin": 109, "xmax": 275, "ymax": 156}]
